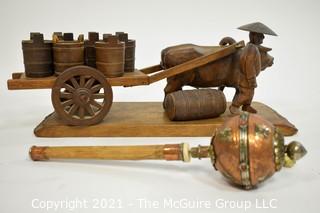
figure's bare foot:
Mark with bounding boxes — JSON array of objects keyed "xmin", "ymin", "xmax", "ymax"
[
  {"xmin": 229, "ymin": 105, "xmax": 241, "ymax": 114},
  {"xmin": 242, "ymin": 105, "xmax": 257, "ymax": 113}
]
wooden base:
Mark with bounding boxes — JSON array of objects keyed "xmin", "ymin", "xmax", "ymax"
[{"xmin": 34, "ymin": 102, "xmax": 298, "ymax": 137}]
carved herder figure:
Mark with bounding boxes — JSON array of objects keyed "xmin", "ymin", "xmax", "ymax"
[{"xmin": 230, "ymin": 22, "xmax": 278, "ymax": 114}]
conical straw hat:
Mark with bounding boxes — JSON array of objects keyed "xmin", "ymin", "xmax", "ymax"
[{"xmin": 238, "ymin": 22, "xmax": 278, "ymax": 36}]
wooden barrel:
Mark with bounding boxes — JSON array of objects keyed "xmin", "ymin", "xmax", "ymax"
[
  {"xmin": 84, "ymin": 32, "xmax": 99, "ymax": 67},
  {"xmin": 103, "ymin": 33, "xmax": 112, "ymax": 41},
  {"xmin": 53, "ymin": 32, "xmax": 63, "ymax": 40},
  {"xmin": 22, "ymin": 32, "xmax": 53, "ymax": 77},
  {"xmin": 116, "ymin": 32, "xmax": 136, "ymax": 72},
  {"xmin": 53, "ymin": 33, "xmax": 84, "ymax": 75},
  {"xmin": 95, "ymin": 35, "xmax": 125, "ymax": 77},
  {"xmin": 164, "ymin": 89, "xmax": 226, "ymax": 121}
]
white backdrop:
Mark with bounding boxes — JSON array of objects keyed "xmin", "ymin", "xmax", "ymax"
[{"xmin": 0, "ymin": 0, "xmax": 319, "ymax": 212}]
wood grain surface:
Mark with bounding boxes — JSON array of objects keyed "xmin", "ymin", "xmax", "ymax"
[{"xmin": 34, "ymin": 102, "xmax": 297, "ymax": 137}]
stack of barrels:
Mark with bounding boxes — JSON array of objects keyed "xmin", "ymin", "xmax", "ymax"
[{"xmin": 21, "ymin": 31, "xmax": 136, "ymax": 78}]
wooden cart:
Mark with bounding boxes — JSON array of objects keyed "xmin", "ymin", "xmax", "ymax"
[{"xmin": 7, "ymin": 41, "xmax": 245, "ymax": 126}]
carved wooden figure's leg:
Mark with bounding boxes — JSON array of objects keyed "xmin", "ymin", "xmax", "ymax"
[
  {"xmin": 229, "ymin": 88, "xmax": 241, "ymax": 114},
  {"xmin": 240, "ymin": 87, "xmax": 256, "ymax": 113},
  {"xmin": 230, "ymin": 87, "xmax": 257, "ymax": 114}
]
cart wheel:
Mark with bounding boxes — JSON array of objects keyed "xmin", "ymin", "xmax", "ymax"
[{"xmin": 52, "ymin": 65, "xmax": 113, "ymax": 126}]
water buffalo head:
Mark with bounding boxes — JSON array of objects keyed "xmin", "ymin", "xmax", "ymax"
[{"xmin": 258, "ymin": 45, "xmax": 274, "ymax": 71}]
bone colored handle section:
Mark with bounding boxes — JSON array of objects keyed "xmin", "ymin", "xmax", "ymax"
[{"xmin": 29, "ymin": 144, "xmax": 186, "ymax": 161}]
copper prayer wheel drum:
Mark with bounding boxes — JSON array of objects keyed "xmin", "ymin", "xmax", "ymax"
[
  {"xmin": 22, "ymin": 32, "xmax": 53, "ymax": 77},
  {"xmin": 84, "ymin": 32, "xmax": 99, "ymax": 68},
  {"xmin": 53, "ymin": 33, "xmax": 84, "ymax": 75},
  {"xmin": 212, "ymin": 112, "xmax": 284, "ymax": 188},
  {"xmin": 164, "ymin": 89, "xmax": 226, "ymax": 121},
  {"xmin": 116, "ymin": 32, "xmax": 136, "ymax": 72},
  {"xmin": 95, "ymin": 35, "xmax": 125, "ymax": 77}
]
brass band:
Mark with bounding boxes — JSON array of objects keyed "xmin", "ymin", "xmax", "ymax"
[
  {"xmin": 273, "ymin": 128, "xmax": 285, "ymax": 171},
  {"xmin": 239, "ymin": 112, "xmax": 251, "ymax": 188}
]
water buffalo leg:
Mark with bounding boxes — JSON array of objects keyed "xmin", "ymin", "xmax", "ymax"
[
  {"xmin": 218, "ymin": 86, "xmax": 225, "ymax": 91},
  {"xmin": 231, "ymin": 88, "xmax": 240, "ymax": 103},
  {"xmin": 164, "ymin": 79, "xmax": 184, "ymax": 96},
  {"xmin": 163, "ymin": 78, "xmax": 184, "ymax": 109}
]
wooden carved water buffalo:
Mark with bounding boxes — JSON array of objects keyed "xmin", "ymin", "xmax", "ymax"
[{"xmin": 161, "ymin": 37, "xmax": 274, "ymax": 114}]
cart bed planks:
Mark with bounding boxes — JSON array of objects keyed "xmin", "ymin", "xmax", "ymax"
[{"xmin": 7, "ymin": 70, "xmax": 150, "ymax": 89}]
